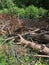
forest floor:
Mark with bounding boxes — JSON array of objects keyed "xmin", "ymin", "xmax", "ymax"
[{"xmin": 0, "ymin": 14, "xmax": 49, "ymax": 65}]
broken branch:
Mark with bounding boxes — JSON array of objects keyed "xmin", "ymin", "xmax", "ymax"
[{"xmin": 18, "ymin": 34, "xmax": 49, "ymax": 55}]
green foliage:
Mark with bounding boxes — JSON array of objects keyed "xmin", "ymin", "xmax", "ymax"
[
  {"xmin": 0, "ymin": 10, "xmax": 3, "ymax": 14},
  {"xmin": 38, "ymin": 7, "xmax": 48, "ymax": 18},
  {"xmin": 25, "ymin": 5, "xmax": 39, "ymax": 18},
  {"xmin": 5, "ymin": 0, "xmax": 15, "ymax": 14},
  {"xmin": 0, "ymin": 0, "xmax": 15, "ymax": 14},
  {"xmin": 25, "ymin": 5, "xmax": 47, "ymax": 19},
  {"xmin": 13, "ymin": 7, "xmax": 25, "ymax": 17},
  {"xmin": 0, "ymin": 51, "xmax": 16, "ymax": 65},
  {"xmin": 0, "ymin": 36, "xmax": 16, "ymax": 65},
  {"xmin": 0, "ymin": 0, "xmax": 49, "ymax": 9},
  {"xmin": 13, "ymin": 5, "xmax": 47, "ymax": 18},
  {"xmin": 0, "ymin": 0, "xmax": 49, "ymax": 65},
  {"xmin": 0, "ymin": 52, "xmax": 7, "ymax": 65},
  {"xmin": 2, "ymin": 8, "xmax": 9, "ymax": 14},
  {"xmin": 35, "ymin": 58, "xmax": 49, "ymax": 65},
  {"xmin": 14, "ymin": 0, "xmax": 49, "ymax": 9},
  {"xmin": 0, "ymin": 0, "xmax": 48, "ymax": 18},
  {"xmin": 0, "ymin": 35, "xmax": 49, "ymax": 65},
  {"xmin": 0, "ymin": 5, "xmax": 47, "ymax": 19},
  {"xmin": 18, "ymin": 8, "xmax": 25, "ymax": 17}
]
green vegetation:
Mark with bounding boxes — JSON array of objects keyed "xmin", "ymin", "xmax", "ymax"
[
  {"xmin": 14, "ymin": 0, "xmax": 49, "ymax": 9},
  {"xmin": 0, "ymin": 0, "xmax": 49, "ymax": 65},
  {"xmin": 0, "ymin": 35, "xmax": 49, "ymax": 65},
  {"xmin": 0, "ymin": 5, "xmax": 47, "ymax": 19},
  {"xmin": 0, "ymin": 0, "xmax": 49, "ymax": 19}
]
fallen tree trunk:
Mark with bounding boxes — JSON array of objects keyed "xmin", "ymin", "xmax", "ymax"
[
  {"xmin": 17, "ymin": 34, "xmax": 49, "ymax": 55},
  {"xmin": 24, "ymin": 30, "xmax": 49, "ymax": 42},
  {"xmin": 44, "ymin": 34, "xmax": 49, "ymax": 41},
  {"xmin": 2, "ymin": 28, "xmax": 49, "ymax": 54}
]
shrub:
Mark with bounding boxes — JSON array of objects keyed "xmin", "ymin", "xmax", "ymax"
[
  {"xmin": 25, "ymin": 5, "xmax": 39, "ymax": 18},
  {"xmin": 0, "ymin": 5, "xmax": 48, "ymax": 19},
  {"xmin": 12, "ymin": 7, "xmax": 25, "ymax": 17},
  {"xmin": 0, "ymin": 10, "xmax": 3, "ymax": 14},
  {"xmin": 38, "ymin": 7, "xmax": 47, "ymax": 18},
  {"xmin": 2, "ymin": 8, "xmax": 9, "ymax": 14},
  {"xmin": 17, "ymin": 8, "xmax": 25, "ymax": 17},
  {"xmin": 25, "ymin": 5, "xmax": 47, "ymax": 19}
]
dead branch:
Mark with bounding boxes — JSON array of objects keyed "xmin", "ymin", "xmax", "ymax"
[
  {"xmin": 17, "ymin": 34, "xmax": 49, "ymax": 55},
  {"xmin": 20, "ymin": 29, "xmax": 49, "ymax": 44},
  {"xmin": 3, "ymin": 36, "xmax": 18, "ymax": 44},
  {"xmin": 32, "ymin": 54, "xmax": 49, "ymax": 58},
  {"xmin": 21, "ymin": 28, "xmax": 40, "ymax": 35}
]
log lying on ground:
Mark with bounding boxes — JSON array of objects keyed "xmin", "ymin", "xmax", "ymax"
[
  {"xmin": 2, "ymin": 28, "xmax": 49, "ymax": 54},
  {"xmin": 17, "ymin": 34, "xmax": 49, "ymax": 55},
  {"xmin": 44, "ymin": 34, "xmax": 49, "ymax": 41},
  {"xmin": 21, "ymin": 30, "xmax": 49, "ymax": 42}
]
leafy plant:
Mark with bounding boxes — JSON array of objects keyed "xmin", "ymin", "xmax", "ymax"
[
  {"xmin": 25, "ymin": 5, "xmax": 39, "ymax": 18},
  {"xmin": 38, "ymin": 7, "xmax": 47, "ymax": 18},
  {"xmin": 0, "ymin": 4, "xmax": 48, "ymax": 19}
]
